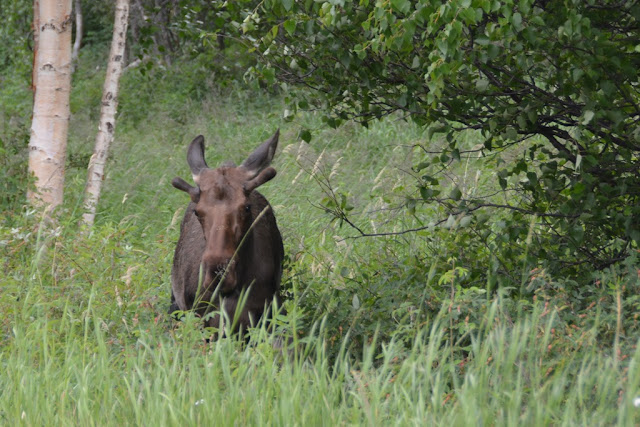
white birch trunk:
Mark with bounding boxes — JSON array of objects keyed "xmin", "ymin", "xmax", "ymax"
[
  {"xmin": 28, "ymin": 0, "xmax": 73, "ymax": 211},
  {"xmin": 81, "ymin": 0, "xmax": 130, "ymax": 228},
  {"xmin": 71, "ymin": 0, "xmax": 82, "ymax": 73}
]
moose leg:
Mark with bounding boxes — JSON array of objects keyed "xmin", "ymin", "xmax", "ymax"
[
  {"xmin": 168, "ymin": 291, "xmax": 181, "ymax": 317},
  {"xmin": 202, "ymin": 297, "xmax": 260, "ymax": 336},
  {"xmin": 203, "ymin": 305, "xmax": 250, "ymax": 340}
]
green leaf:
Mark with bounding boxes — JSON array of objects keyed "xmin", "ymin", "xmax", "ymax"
[
  {"xmin": 391, "ymin": 0, "xmax": 410, "ymax": 14},
  {"xmin": 420, "ymin": 186, "xmax": 439, "ymax": 199},
  {"xmin": 282, "ymin": 0, "xmax": 294, "ymax": 12},
  {"xmin": 436, "ymin": 38, "xmax": 449, "ymax": 56},
  {"xmin": 499, "ymin": 176, "xmax": 507, "ymax": 190},
  {"xmin": 397, "ymin": 93, "xmax": 407, "ymax": 107},
  {"xmin": 572, "ymin": 68, "xmax": 583, "ymax": 82},
  {"xmin": 352, "ymin": 293, "xmax": 360, "ymax": 310},
  {"xmin": 300, "ymin": 129, "xmax": 312, "ymax": 142},
  {"xmin": 283, "ymin": 19, "xmax": 296, "ymax": 36},
  {"xmin": 504, "ymin": 126, "xmax": 517, "ymax": 140},
  {"xmin": 487, "ymin": 44, "xmax": 499, "ymax": 59},
  {"xmin": 449, "ymin": 186, "xmax": 462, "ymax": 200},
  {"xmin": 459, "ymin": 215, "xmax": 472, "ymax": 228},
  {"xmin": 512, "ymin": 12, "xmax": 522, "ymax": 30},
  {"xmin": 476, "ymin": 78, "xmax": 489, "ymax": 91},
  {"xmin": 581, "ymin": 110, "xmax": 594, "ymax": 125}
]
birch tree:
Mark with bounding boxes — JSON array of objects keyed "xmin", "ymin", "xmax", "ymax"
[
  {"xmin": 71, "ymin": 0, "xmax": 82, "ymax": 73},
  {"xmin": 81, "ymin": 0, "xmax": 130, "ymax": 228},
  {"xmin": 28, "ymin": 0, "xmax": 73, "ymax": 211}
]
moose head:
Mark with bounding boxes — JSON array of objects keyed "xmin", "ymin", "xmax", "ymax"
[{"xmin": 171, "ymin": 130, "xmax": 280, "ymax": 299}]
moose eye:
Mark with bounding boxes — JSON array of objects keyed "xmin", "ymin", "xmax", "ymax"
[{"xmin": 244, "ymin": 204, "xmax": 251, "ymax": 213}]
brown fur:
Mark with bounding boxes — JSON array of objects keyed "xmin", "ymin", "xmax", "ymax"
[{"xmin": 169, "ymin": 131, "xmax": 283, "ymax": 334}]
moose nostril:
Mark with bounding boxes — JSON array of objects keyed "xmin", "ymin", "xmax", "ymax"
[{"xmin": 202, "ymin": 252, "xmax": 231, "ymax": 269}]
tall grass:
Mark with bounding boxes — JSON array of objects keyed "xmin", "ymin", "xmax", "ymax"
[{"xmin": 2, "ymin": 264, "xmax": 639, "ymax": 424}]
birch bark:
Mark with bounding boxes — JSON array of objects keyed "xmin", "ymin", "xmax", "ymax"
[
  {"xmin": 27, "ymin": 0, "xmax": 73, "ymax": 211},
  {"xmin": 81, "ymin": 0, "xmax": 130, "ymax": 227}
]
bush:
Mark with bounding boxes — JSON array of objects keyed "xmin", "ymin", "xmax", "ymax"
[{"xmin": 242, "ymin": 0, "xmax": 640, "ymax": 279}]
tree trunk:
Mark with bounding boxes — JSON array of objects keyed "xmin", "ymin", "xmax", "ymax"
[
  {"xmin": 28, "ymin": 0, "xmax": 73, "ymax": 211},
  {"xmin": 129, "ymin": 0, "xmax": 144, "ymax": 46},
  {"xmin": 71, "ymin": 0, "xmax": 82, "ymax": 73},
  {"xmin": 81, "ymin": 0, "xmax": 130, "ymax": 228}
]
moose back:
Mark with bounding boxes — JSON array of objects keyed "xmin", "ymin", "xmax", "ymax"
[{"xmin": 169, "ymin": 130, "xmax": 284, "ymax": 333}]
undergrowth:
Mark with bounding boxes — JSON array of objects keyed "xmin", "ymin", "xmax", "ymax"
[{"xmin": 1, "ymin": 44, "xmax": 640, "ymax": 424}]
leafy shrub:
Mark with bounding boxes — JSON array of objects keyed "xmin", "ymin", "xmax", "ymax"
[{"xmin": 240, "ymin": 0, "xmax": 640, "ymax": 279}]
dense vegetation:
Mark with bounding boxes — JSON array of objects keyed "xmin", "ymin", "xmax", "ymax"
[
  {"xmin": 1, "ymin": 0, "xmax": 639, "ymax": 423},
  {"xmin": 241, "ymin": 0, "xmax": 640, "ymax": 276}
]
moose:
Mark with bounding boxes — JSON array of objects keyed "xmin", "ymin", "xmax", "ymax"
[{"xmin": 169, "ymin": 130, "xmax": 284, "ymax": 334}]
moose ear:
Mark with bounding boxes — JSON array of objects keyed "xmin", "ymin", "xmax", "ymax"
[
  {"xmin": 240, "ymin": 129, "xmax": 279, "ymax": 178},
  {"xmin": 244, "ymin": 167, "xmax": 277, "ymax": 193},
  {"xmin": 186, "ymin": 135, "xmax": 208, "ymax": 182},
  {"xmin": 172, "ymin": 177, "xmax": 201, "ymax": 202}
]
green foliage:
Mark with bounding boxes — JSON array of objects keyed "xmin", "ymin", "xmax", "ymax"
[
  {"xmin": 0, "ymin": 0, "xmax": 31, "ymax": 73},
  {"xmin": 2, "ymin": 3, "xmax": 640, "ymax": 420},
  {"xmin": 2, "ymin": 209, "xmax": 640, "ymax": 423},
  {"xmin": 81, "ymin": 1, "xmax": 116, "ymax": 46},
  {"xmin": 243, "ymin": 0, "xmax": 640, "ymax": 277},
  {"xmin": 0, "ymin": 0, "xmax": 32, "ymax": 213},
  {"xmin": 0, "ymin": 73, "xmax": 31, "ymax": 211}
]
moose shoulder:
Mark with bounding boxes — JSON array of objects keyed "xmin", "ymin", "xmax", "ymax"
[{"xmin": 169, "ymin": 130, "xmax": 284, "ymax": 333}]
